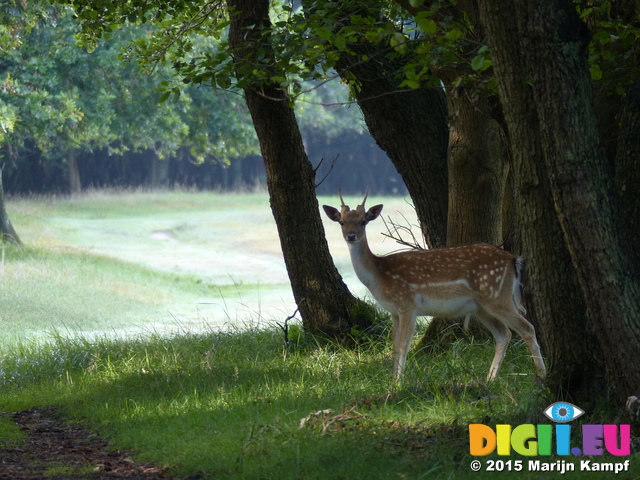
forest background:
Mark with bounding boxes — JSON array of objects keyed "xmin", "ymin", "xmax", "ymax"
[{"xmin": 0, "ymin": 3, "xmax": 401, "ymax": 194}]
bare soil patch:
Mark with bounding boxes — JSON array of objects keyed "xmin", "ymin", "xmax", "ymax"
[{"xmin": 0, "ymin": 409, "xmax": 171, "ymax": 480}]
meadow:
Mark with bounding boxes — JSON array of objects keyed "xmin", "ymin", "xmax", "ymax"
[{"xmin": 0, "ymin": 191, "xmax": 636, "ymax": 479}]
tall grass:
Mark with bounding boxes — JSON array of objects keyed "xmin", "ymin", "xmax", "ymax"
[{"xmin": 0, "ymin": 323, "xmax": 574, "ymax": 479}]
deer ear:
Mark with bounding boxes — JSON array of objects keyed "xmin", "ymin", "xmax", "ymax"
[
  {"xmin": 366, "ymin": 204, "xmax": 383, "ymax": 221},
  {"xmin": 322, "ymin": 205, "xmax": 341, "ymax": 222}
]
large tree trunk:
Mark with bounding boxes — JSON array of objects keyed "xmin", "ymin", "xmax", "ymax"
[
  {"xmin": 479, "ymin": 0, "xmax": 640, "ymax": 403},
  {"xmin": 614, "ymin": 82, "xmax": 640, "ymax": 265},
  {"xmin": 227, "ymin": 0, "xmax": 374, "ymax": 337},
  {"xmin": 444, "ymin": 88, "xmax": 507, "ymax": 248},
  {"xmin": 0, "ymin": 168, "xmax": 21, "ymax": 245},
  {"xmin": 353, "ymin": 85, "xmax": 449, "ymax": 249}
]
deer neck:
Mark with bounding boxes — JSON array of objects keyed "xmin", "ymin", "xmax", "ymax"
[{"xmin": 346, "ymin": 234, "xmax": 380, "ymax": 289}]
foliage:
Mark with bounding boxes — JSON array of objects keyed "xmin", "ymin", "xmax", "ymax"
[
  {"xmin": 2, "ymin": 0, "xmax": 633, "ymax": 192},
  {"xmin": 1, "ymin": 11, "xmax": 116, "ymax": 159},
  {"xmin": 0, "ymin": 0, "xmax": 57, "ymax": 53},
  {"xmin": 1, "ymin": 1, "xmax": 380, "ymax": 192},
  {"xmin": 0, "ymin": 3, "xmax": 260, "ymax": 188},
  {"xmin": 578, "ymin": 0, "xmax": 640, "ymax": 90}
]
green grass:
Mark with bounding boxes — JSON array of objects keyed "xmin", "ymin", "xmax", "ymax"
[
  {"xmin": 2, "ymin": 190, "xmax": 297, "ymax": 344},
  {"xmin": 3, "ymin": 327, "xmax": 636, "ymax": 479},
  {"xmin": 0, "ymin": 244, "xmax": 216, "ymax": 346},
  {"xmin": 1, "ymin": 191, "xmax": 637, "ymax": 479},
  {"xmin": 0, "ymin": 325, "xmax": 557, "ymax": 479},
  {"xmin": 0, "ymin": 414, "xmax": 26, "ymax": 447}
]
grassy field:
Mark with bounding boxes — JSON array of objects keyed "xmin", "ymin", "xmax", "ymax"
[
  {"xmin": 2, "ymin": 190, "xmax": 297, "ymax": 342},
  {"xmin": 2, "ymin": 190, "xmax": 421, "ymax": 343},
  {"xmin": 0, "ymin": 191, "xmax": 637, "ymax": 479}
]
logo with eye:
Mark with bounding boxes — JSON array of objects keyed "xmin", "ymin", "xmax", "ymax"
[{"xmin": 543, "ymin": 402, "xmax": 585, "ymax": 423}]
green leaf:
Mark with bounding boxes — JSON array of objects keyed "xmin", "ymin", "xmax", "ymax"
[
  {"xmin": 590, "ymin": 63, "xmax": 603, "ymax": 81},
  {"xmin": 390, "ymin": 32, "xmax": 407, "ymax": 54},
  {"xmin": 157, "ymin": 91, "xmax": 171, "ymax": 103},
  {"xmin": 444, "ymin": 29, "xmax": 462, "ymax": 42},
  {"xmin": 400, "ymin": 79, "xmax": 420, "ymax": 89},
  {"xmin": 471, "ymin": 53, "xmax": 491, "ymax": 72},
  {"xmin": 417, "ymin": 18, "xmax": 437, "ymax": 35}
]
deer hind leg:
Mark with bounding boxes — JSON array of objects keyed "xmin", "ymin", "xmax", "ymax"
[
  {"xmin": 476, "ymin": 311, "xmax": 512, "ymax": 382},
  {"xmin": 392, "ymin": 311, "xmax": 416, "ymax": 383},
  {"xmin": 483, "ymin": 304, "xmax": 546, "ymax": 379}
]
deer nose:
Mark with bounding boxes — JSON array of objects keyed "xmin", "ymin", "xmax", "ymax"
[{"xmin": 346, "ymin": 233, "xmax": 357, "ymax": 242}]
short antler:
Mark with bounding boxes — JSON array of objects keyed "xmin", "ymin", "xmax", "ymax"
[
  {"xmin": 359, "ymin": 187, "xmax": 369, "ymax": 209},
  {"xmin": 337, "ymin": 187, "xmax": 369, "ymax": 213},
  {"xmin": 354, "ymin": 187, "xmax": 369, "ymax": 213}
]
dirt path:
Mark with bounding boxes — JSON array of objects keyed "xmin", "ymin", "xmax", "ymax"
[{"xmin": 0, "ymin": 409, "xmax": 171, "ymax": 479}]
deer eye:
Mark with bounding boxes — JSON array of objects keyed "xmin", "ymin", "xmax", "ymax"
[
  {"xmin": 361, "ymin": 221, "xmax": 367, "ymax": 226},
  {"xmin": 339, "ymin": 221, "xmax": 344, "ymax": 226}
]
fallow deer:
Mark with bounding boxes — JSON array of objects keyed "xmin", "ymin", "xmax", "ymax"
[{"xmin": 323, "ymin": 190, "xmax": 546, "ymax": 382}]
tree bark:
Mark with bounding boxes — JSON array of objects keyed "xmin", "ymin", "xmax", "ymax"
[
  {"xmin": 614, "ymin": 82, "xmax": 640, "ymax": 266},
  {"xmin": 68, "ymin": 152, "xmax": 82, "ymax": 194},
  {"xmin": 353, "ymin": 85, "xmax": 449, "ymax": 249},
  {"xmin": 0, "ymin": 168, "xmax": 21, "ymax": 245},
  {"xmin": 444, "ymin": 88, "xmax": 507, "ymax": 248},
  {"xmin": 227, "ymin": 0, "xmax": 375, "ymax": 337},
  {"xmin": 479, "ymin": 0, "xmax": 640, "ymax": 403}
]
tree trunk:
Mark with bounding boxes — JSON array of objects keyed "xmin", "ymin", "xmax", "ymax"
[
  {"xmin": 444, "ymin": 88, "xmax": 507, "ymax": 247},
  {"xmin": 0, "ymin": 168, "xmax": 21, "ymax": 245},
  {"xmin": 354, "ymin": 85, "xmax": 449, "ymax": 249},
  {"xmin": 479, "ymin": 0, "xmax": 640, "ymax": 403},
  {"xmin": 227, "ymin": 0, "xmax": 376, "ymax": 338},
  {"xmin": 68, "ymin": 152, "xmax": 82, "ymax": 194},
  {"xmin": 150, "ymin": 153, "xmax": 170, "ymax": 189},
  {"xmin": 614, "ymin": 82, "xmax": 640, "ymax": 266}
]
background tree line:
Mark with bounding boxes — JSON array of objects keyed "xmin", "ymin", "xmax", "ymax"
[
  {"xmin": 0, "ymin": 3, "xmax": 405, "ymax": 194},
  {"xmin": 2, "ymin": 0, "xmax": 639, "ymax": 419}
]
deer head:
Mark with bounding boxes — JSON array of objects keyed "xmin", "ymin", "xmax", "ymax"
[{"xmin": 322, "ymin": 188, "xmax": 383, "ymax": 243}]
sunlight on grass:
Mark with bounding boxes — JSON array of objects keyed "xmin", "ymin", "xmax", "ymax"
[
  {"xmin": 0, "ymin": 244, "xmax": 218, "ymax": 346},
  {"xmin": 3, "ymin": 190, "xmax": 422, "ymax": 344},
  {"xmin": 0, "ymin": 324, "xmax": 584, "ymax": 479},
  {"xmin": 2, "ymin": 321, "xmax": 637, "ymax": 479},
  {"xmin": 2, "ymin": 191, "xmax": 304, "ymax": 343}
]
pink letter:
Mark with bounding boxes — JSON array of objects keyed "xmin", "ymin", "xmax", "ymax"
[{"xmin": 604, "ymin": 425, "xmax": 630, "ymax": 456}]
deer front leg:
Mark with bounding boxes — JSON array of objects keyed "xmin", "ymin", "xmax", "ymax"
[{"xmin": 392, "ymin": 311, "xmax": 416, "ymax": 382}]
